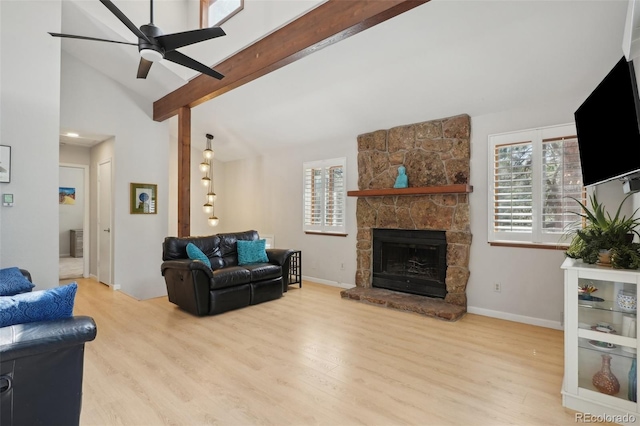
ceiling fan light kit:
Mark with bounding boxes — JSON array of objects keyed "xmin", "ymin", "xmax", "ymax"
[
  {"xmin": 49, "ymin": 0, "xmax": 226, "ymax": 80},
  {"xmin": 140, "ymin": 49, "xmax": 163, "ymax": 63}
]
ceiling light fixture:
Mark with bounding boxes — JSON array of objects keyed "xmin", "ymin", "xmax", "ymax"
[
  {"xmin": 66, "ymin": 132, "xmax": 79, "ymax": 138},
  {"xmin": 201, "ymin": 134, "xmax": 219, "ymax": 227},
  {"xmin": 139, "ymin": 48, "xmax": 163, "ymax": 63}
]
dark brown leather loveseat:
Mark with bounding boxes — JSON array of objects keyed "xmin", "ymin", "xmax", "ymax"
[
  {"xmin": 161, "ymin": 230, "xmax": 295, "ymax": 316},
  {"xmin": 0, "ymin": 269, "xmax": 97, "ymax": 426}
]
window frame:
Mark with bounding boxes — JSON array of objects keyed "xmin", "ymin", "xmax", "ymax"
[
  {"xmin": 303, "ymin": 157, "xmax": 347, "ymax": 235},
  {"xmin": 488, "ymin": 123, "xmax": 584, "ymax": 246},
  {"xmin": 200, "ymin": 0, "xmax": 244, "ymax": 28}
]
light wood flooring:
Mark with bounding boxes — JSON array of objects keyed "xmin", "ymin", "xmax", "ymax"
[{"xmin": 68, "ymin": 277, "xmax": 581, "ymax": 425}]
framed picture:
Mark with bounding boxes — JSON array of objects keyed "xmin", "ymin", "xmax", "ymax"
[
  {"xmin": 59, "ymin": 187, "xmax": 76, "ymax": 205},
  {"xmin": 130, "ymin": 183, "xmax": 157, "ymax": 214},
  {"xmin": 0, "ymin": 145, "xmax": 11, "ymax": 183}
]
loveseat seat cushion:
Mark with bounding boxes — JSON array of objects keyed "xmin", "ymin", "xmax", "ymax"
[
  {"xmin": 242, "ymin": 263, "xmax": 282, "ymax": 282},
  {"xmin": 211, "ymin": 266, "xmax": 251, "ymax": 290}
]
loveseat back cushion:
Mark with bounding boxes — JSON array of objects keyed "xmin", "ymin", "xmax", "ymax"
[
  {"xmin": 217, "ymin": 230, "xmax": 259, "ymax": 267},
  {"xmin": 242, "ymin": 263, "xmax": 282, "ymax": 282},
  {"xmin": 163, "ymin": 235, "xmax": 222, "ymax": 267},
  {"xmin": 211, "ymin": 266, "xmax": 251, "ymax": 290}
]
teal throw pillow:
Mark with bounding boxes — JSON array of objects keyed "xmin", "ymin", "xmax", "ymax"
[
  {"xmin": 0, "ymin": 282, "xmax": 77, "ymax": 327},
  {"xmin": 237, "ymin": 239, "xmax": 269, "ymax": 265},
  {"xmin": 0, "ymin": 267, "xmax": 35, "ymax": 296},
  {"xmin": 186, "ymin": 242, "xmax": 211, "ymax": 268}
]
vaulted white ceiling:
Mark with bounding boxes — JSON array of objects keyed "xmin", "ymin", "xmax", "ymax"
[{"xmin": 59, "ymin": 0, "xmax": 629, "ymax": 162}]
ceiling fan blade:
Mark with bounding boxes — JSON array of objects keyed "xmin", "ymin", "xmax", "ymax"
[
  {"xmin": 164, "ymin": 51, "xmax": 224, "ymax": 80},
  {"xmin": 137, "ymin": 58, "xmax": 153, "ymax": 79},
  {"xmin": 155, "ymin": 27, "xmax": 226, "ymax": 52},
  {"xmin": 99, "ymin": 0, "xmax": 150, "ymax": 43},
  {"xmin": 48, "ymin": 32, "xmax": 137, "ymax": 46}
]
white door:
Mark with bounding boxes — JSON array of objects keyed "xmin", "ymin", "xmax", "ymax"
[{"xmin": 98, "ymin": 160, "xmax": 112, "ymax": 285}]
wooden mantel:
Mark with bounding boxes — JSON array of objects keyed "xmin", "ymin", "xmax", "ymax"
[{"xmin": 347, "ymin": 184, "xmax": 473, "ymax": 197}]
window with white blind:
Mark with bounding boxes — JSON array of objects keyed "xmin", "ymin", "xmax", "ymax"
[
  {"xmin": 488, "ymin": 124, "xmax": 584, "ymax": 245},
  {"xmin": 303, "ymin": 158, "xmax": 346, "ymax": 234}
]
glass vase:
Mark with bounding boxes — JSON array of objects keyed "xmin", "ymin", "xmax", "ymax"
[{"xmin": 592, "ymin": 354, "xmax": 620, "ymax": 395}]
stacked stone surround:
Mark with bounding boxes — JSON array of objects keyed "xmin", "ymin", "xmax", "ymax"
[{"xmin": 349, "ymin": 114, "xmax": 472, "ymax": 312}]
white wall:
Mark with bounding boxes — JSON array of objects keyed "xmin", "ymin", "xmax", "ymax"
[
  {"xmin": 217, "ymin": 83, "xmax": 634, "ymax": 328},
  {"xmin": 60, "ymin": 144, "xmax": 91, "ymax": 166},
  {"xmin": 0, "ymin": 1, "xmax": 61, "ymax": 288},
  {"xmin": 59, "ymin": 166, "xmax": 85, "ymax": 256},
  {"xmin": 60, "ymin": 52, "xmax": 170, "ymax": 300},
  {"xmin": 218, "ymin": 137, "xmax": 359, "ymax": 287}
]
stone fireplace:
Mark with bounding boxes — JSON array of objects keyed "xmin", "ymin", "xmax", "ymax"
[{"xmin": 341, "ymin": 114, "xmax": 472, "ymax": 321}]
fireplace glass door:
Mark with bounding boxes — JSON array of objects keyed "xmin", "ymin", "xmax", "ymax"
[{"xmin": 372, "ymin": 229, "xmax": 447, "ymax": 298}]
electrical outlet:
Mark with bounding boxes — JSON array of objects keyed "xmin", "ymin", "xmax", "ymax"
[{"xmin": 493, "ymin": 282, "xmax": 501, "ymax": 292}]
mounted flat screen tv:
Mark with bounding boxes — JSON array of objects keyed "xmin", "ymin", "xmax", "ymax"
[{"xmin": 575, "ymin": 56, "xmax": 640, "ymax": 186}]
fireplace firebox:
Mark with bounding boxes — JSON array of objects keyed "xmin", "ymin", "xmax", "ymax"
[{"xmin": 372, "ymin": 229, "xmax": 447, "ymax": 298}]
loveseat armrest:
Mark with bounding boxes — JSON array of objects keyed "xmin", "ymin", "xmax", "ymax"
[
  {"xmin": 161, "ymin": 259, "xmax": 214, "ymax": 278},
  {"xmin": 266, "ymin": 248, "xmax": 294, "ymax": 266},
  {"xmin": 0, "ymin": 316, "xmax": 97, "ymax": 362},
  {"xmin": 161, "ymin": 259, "xmax": 213, "ymax": 316},
  {"xmin": 266, "ymin": 249, "xmax": 296, "ymax": 292}
]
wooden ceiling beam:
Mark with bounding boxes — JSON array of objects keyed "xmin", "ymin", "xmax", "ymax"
[{"xmin": 153, "ymin": 0, "xmax": 428, "ymax": 122}]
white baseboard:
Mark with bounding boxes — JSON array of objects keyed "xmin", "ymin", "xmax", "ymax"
[
  {"xmin": 299, "ymin": 279, "xmax": 561, "ymax": 330},
  {"xmin": 302, "ymin": 275, "xmax": 356, "ymax": 289},
  {"xmin": 467, "ymin": 306, "xmax": 563, "ymax": 330},
  {"xmin": 87, "ymin": 274, "xmax": 120, "ymax": 290}
]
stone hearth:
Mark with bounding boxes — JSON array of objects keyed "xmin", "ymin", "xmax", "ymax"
[
  {"xmin": 341, "ymin": 114, "xmax": 472, "ymax": 321},
  {"xmin": 340, "ymin": 287, "xmax": 466, "ymax": 321}
]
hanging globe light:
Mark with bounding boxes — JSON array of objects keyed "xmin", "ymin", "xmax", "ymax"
[
  {"xmin": 208, "ymin": 216, "xmax": 219, "ymax": 227},
  {"xmin": 203, "ymin": 133, "xmax": 214, "ymax": 159},
  {"xmin": 203, "ymin": 203, "xmax": 213, "ymax": 214},
  {"xmin": 207, "ymin": 192, "xmax": 217, "ymax": 203}
]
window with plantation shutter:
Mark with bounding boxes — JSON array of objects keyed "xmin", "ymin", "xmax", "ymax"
[
  {"xmin": 489, "ymin": 124, "xmax": 584, "ymax": 245},
  {"xmin": 303, "ymin": 158, "xmax": 346, "ymax": 234}
]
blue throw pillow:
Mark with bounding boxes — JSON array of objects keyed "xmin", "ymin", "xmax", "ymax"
[
  {"xmin": 186, "ymin": 243, "xmax": 211, "ymax": 268},
  {"xmin": 0, "ymin": 282, "xmax": 77, "ymax": 327},
  {"xmin": 237, "ymin": 239, "xmax": 269, "ymax": 265},
  {"xmin": 0, "ymin": 267, "xmax": 35, "ymax": 296}
]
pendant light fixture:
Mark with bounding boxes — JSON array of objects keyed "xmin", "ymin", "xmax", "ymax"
[{"xmin": 201, "ymin": 134, "xmax": 219, "ymax": 226}]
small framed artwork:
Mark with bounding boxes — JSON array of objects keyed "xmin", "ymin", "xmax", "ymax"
[
  {"xmin": 130, "ymin": 183, "xmax": 157, "ymax": 214},
  {"xmin": 0, "ymin": 145, "xmax": 11, "ymax": 183},
  {"xmin": 59, "ymin": 187, "xmax": 76, "ymax": 205}
]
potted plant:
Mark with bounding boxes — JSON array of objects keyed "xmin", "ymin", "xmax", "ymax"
[{"xmin": 565, "ymin": 193, "xmax": 640, "ymax": 269}]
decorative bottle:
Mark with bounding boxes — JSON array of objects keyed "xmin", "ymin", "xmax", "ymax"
[
  {"xmin": 629, "ymin": 358, "xmax": 637, "ymax": 402},
  {"xmin": 592, "ymin": 354, "xmax": 620, "ymax": 395}
]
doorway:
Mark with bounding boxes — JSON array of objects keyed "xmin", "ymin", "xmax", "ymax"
[
  {"xmin": 59, "ymin": 164, "xmax": 89, "ymax": 280},
  {"xmin": 98, "ymin": 159, "xmax": 113, "ymax": 286}
]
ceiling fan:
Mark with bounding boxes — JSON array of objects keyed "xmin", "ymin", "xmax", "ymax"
[{"xmin": 49, "ymin": 0, "xmax": 226, "ymax": 80}]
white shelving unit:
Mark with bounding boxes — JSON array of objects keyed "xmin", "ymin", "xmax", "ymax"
[{"xmin": 562, "ymin": 258, "xmax": 640, "ymax": 424}]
